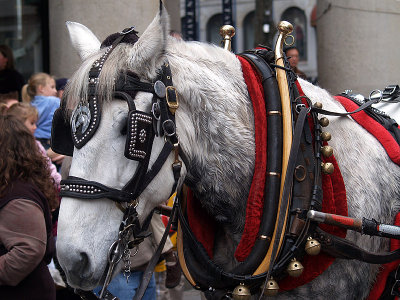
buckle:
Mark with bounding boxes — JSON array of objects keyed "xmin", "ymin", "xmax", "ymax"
[
  {"xmin": 162, "ymin": 119, "xmax": 176, "ymax": 137},
  {"xmin": 166, "ymin": 86, "xmax": 179, "ymax": 114},
  {"xmin": 383, "ymin": 85, "xmax": 399, "ymax": 97},
  {"xmin": 120, "ymin": 26, "xmax": 136, "ymax": 35}
]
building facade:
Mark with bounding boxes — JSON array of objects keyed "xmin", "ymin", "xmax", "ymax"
[
  {"xmin": 184, "ymin": 0, "xmax": 317, "ymax": 80},
  {"xmin": 2, "ymin": 1, "xmax": 400, "ymax": 96}
]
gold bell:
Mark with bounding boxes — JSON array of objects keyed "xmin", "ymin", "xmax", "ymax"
[
  {"xmin": 286, "ymin": 258, "xmax": 304, "ymax": 277},
  {"xmin": 320, "ymin": 131, "xmax": 332, "ymax": 141},
  {"xmin": 313, "ymin": 102, "xmax": 323, "ymax": 109},
  {"xmin": 321, "ymin": 146, "xmax": 334, "ymax": 157},
  {"xmin": 321, "ymin": 162, "xmax": 334, "ymax": 174},
  {"xmin": 261, "ymin": 278, "xmax": 279, "ymax": 297},
  {"xmin": 232, "ymin": 283, "xmax": 251, "ymax": 300},
  {"xmin": 305, "ymin": 236, "xmax": 321, "ymax": 256},
  {"xmin": 319, "ymin": 117, "xmax": 329, "ymax": 127}
]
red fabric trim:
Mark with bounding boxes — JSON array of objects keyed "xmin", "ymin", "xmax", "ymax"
[
  {"xmin": 186, "ymin": 188, "xmax": 216, "ymax": 258},
  {"xmin": 234, "ymin": 56, "xmax": 268, "ymax": 261},
  {"xmin": 279, "ymin": 81, "xmax": 348, "ymax": 290},
  {"xmin": 367, "ymin": 213, "xmax": 400, "ymax": 300},
  {"xmin": 334, "ymin": 95, "xmax": 400, "ymax": 299},
  {"xmin": 334, "ymin": 95, "xmax": 400, "ymax": 165}
]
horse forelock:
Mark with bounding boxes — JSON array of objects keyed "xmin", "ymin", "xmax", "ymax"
[{"xmin": 64, "ymin": 42, "xmax": 161, "ymax": 113}]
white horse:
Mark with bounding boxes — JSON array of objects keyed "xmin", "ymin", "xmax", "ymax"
[{"xmin": 56, "ymin": 6, "xmax": 400, "ymax": 299}]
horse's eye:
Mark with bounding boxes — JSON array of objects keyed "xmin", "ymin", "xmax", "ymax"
[{"xmin": 120, "ymin": 120, "xmax": 127, "ymax": 135}]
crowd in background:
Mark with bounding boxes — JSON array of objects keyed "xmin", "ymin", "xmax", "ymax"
[{"xmin": 0, "ymin": 44, "xmax": 184, "ymax": 300}]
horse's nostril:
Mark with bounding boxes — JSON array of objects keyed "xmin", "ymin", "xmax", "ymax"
[
  {"xmin": 76, "ymin": 252, "xmax": 91, "ymax": 278},
  {"xmin": 79, "ymin": 252, "xmax": 89, "ymax": 266}
]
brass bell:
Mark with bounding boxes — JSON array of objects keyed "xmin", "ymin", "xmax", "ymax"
[
  {"xmin": 286, "ymin": 258, "xmax": 304, "ymax": 277},
  {"xmin": 321, "ymin": 145, "xmax": 334, "ymax": 157},
  {"xmin": 305, "ymin": 236, "xmax": 321, "ymax": 255},
  {"xmin": 232, "ymin": 283, "xmax": 251, "ymax": 300},
  {"xmin": 319, "ymin": 117, "xmax": 329, "ymax": 127},
  {"xmin": 321, "ymin": 162, "xmax": 334, "ymax": 174},
  {"xmin": 261, "ymin": 278, "xmax": 279, "ymax": 297},
  {"xmin": 313, "ymin": 102, "xmax": 323, "ymax": 109},
  {"xmin": 320, "ymin": 131, "xmax": 332, "ymax": 141}
]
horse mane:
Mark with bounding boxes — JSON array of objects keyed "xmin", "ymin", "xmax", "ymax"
[{"xmin": 166, "ymin": 40, "xmax": 256, "ymax": 235}]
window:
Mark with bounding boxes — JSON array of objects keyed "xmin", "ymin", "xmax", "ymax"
[
  {"xmin": 206, "ymin": 14, "xmax": 223, "ymax": 46},
  {"xmin": 243, "ymin": 11, "xmax": 255, "ymax": 50},
  {"xmin": 0, "ymin": 0, "xmax": 49, "ymax": 80},
  {"xmin": 281, "ymin": 7, "xmax": 307, "ymax": 60}
]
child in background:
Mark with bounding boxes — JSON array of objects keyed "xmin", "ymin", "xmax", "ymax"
[
  {"xmin": 22, "ymin": 72, "xmax": 59, "ymax": 148},
  {"xmin": 3, "ymin": 103, "xmax": 61, "ymax": 189},
  {"xmin": 22, "ymin": 72, "xmax": 64, "ymax": 166}
]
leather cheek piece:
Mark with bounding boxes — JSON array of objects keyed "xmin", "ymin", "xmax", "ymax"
[{"xmin": 124, "ymin": 111, "xmax": 154, "ymax": 160}]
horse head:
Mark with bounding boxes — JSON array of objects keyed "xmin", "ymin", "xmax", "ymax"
[{"xmin": 56, "ymin": 7, "xmax": 187, "ymax": 289}]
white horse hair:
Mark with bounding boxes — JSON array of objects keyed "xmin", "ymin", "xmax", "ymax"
[{"xmin": 56, "ymin": 7, "xmax": 400, "ymax": 299}]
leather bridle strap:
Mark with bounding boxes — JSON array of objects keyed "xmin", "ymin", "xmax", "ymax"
[
  {"xmin": 132, "ymin": 197, "xmax": 179, "ymax": 300},
  {"xmin": 60, "ymin": 176, "xmax": 133, "ymax": 202},
  {"xmin": 127, "ymin": 140, "xmax": 174, "ymax": 200}
]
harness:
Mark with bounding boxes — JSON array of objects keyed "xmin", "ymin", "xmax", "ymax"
[
  {"xmin": 173, "ymin": 48, "xmax": 400, "ymax": 300},
  {"xmin": 51, "ymin": 28, "xmax": 184, "ymax": 299},
  {"xmin": 51, "ymin": 26, "xmax": 400, "ymax": 300}
]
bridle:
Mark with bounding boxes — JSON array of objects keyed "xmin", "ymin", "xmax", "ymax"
[{"xmin": 51, "ymin": 27, "xmax": 185, "ymax": 298}]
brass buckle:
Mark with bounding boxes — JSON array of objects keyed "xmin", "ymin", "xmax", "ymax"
[{"xmin": 166, "ymin": 86, "xmax": 179, "ymax": 114}]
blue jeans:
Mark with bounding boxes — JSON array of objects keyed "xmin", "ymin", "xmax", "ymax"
[{"xmin": 93, "ymin": 271, "xmax": 156, "ymax": 300}]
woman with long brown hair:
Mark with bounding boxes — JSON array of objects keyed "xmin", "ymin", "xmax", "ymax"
[{"xmin": 0, "ymin": 114, "xmax": 58, "ymax": 299}]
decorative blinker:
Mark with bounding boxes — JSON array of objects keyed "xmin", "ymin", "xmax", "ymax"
[
  {"xmin": 125, "ymin": 111, "xmax": 153, "ymax": 160},
  {"xmin": 71, "ymin": 45, "xmax": 113, "ymax": 149}
]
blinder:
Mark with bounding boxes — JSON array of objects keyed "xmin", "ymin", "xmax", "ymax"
[
  {"xmin": 51, "ymin": 106, "xmax": 74, "ymax": 156},
  {"xmin": 51, "ymin": 71, "xmax": 168, "ymax": 162}
]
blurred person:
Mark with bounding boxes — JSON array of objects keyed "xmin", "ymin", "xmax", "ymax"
[
  {"xmin": 0, "ymin": 91, "xmax": 18, "ymax": 108},
  {"xmin": 0, "ymin": 114, "xmax": 58, "ymax": 300},
  {"xmin": 4, "ymin": 102, "xmax": 61, "ymax": 189},
  {"xmin": 0, "ymin": 45, "xmax": 25, "ymax": 101},
  {"xmin": 55, "ymin": 78, "xmax": 68, "ymax": 99},
  {"xmin": 22, "ymin": 72, "xmax": 64, "ymax": 166},
  {"xmin": 284, "ymin": 46, "xmax": 307, "ymax": 80}
]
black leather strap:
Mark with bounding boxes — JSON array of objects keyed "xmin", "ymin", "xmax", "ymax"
[
  {"xmin": 60, "ymin": 176, "xmax": 133, "ymax": 203},
  {"xmin": 232, "ymin": 51, "xmax": 282, "ymax": 275},
  {"xmin": 317, "ymin": 228, "xmax": 400, "ymax": 264},
  {"xmin": 132, "ymin": 191, "xmax": 179, "ymax": 300}
]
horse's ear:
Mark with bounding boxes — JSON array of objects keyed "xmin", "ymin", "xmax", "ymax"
[
  {"xmin": 128, "ymin": 4, "xmax": 170, "ymax": 76},
  {"xmin": 66, "ymin": 21, "xmax": 101, "ymax": 61}
]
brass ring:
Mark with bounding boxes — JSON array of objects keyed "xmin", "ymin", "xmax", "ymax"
[
  {"xmin": 294, "ymin": 165, "xmax": 307, "ymax": 182},
  {"xmin": 259, "ymin": 235, "xmax": 271, "ymax": 241},
  {"xmin": 284, "ymin": 34, "xmax": 295, "ymax": 46},
  {"xmin": 268, "ymin": 172, "xmax": 281, "ymax": 177},
  {"xmin": 267, "ymin": 110, "xmax": 282, "ymax": 116}
]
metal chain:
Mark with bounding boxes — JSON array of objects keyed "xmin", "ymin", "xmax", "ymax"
[{"xmin": 123, "ymin": 244, "xmax": 131, "ymax": 283}]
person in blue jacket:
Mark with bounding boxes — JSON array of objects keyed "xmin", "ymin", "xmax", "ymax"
[{"xmin": 22, "ymin": 72, "xmax": 60, "ymax": 150}]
